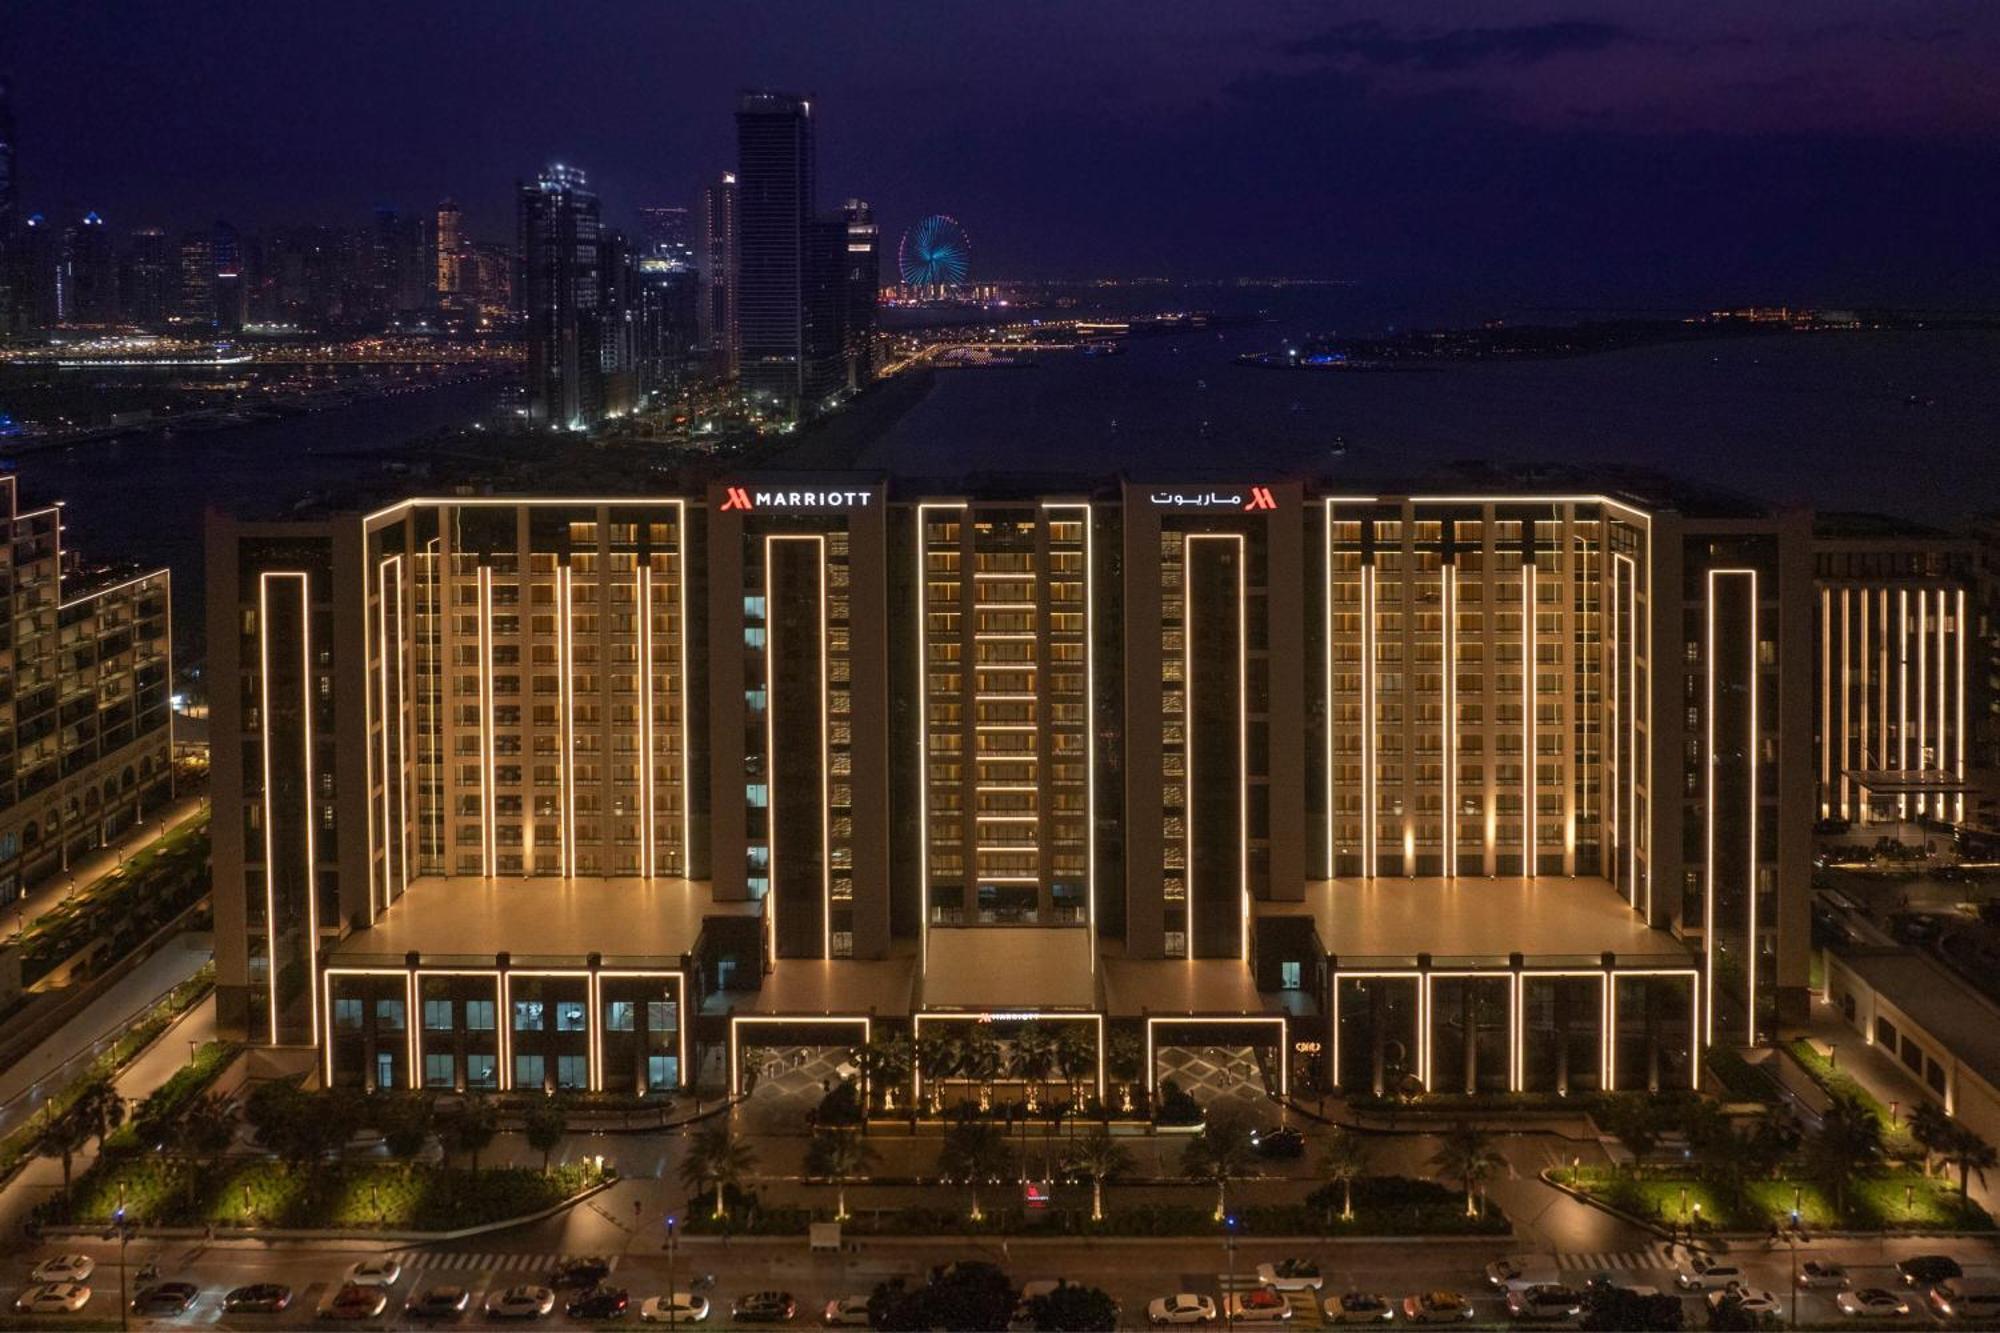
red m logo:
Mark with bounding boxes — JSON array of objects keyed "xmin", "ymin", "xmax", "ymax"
[
  {"xmin": 1243, "ymin": 486, "xmax": 1277, "ymax": 511},
  {"xmin": 719, "ymin": 486, "xmax": 753, "ymax": 512}
]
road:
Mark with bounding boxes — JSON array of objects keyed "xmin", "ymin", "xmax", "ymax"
[{"xmin": 10, "ymin": 1218, "xmax": 2000, "ymax": 1328}]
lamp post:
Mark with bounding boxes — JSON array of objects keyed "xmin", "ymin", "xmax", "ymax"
[
  {"xmin": 111, "ymin": 1204, "xmax": 134, "ymax": 1333},
  {"xmin": 1786, "ymin": 1208, "xmax": 1802, "ymax": 1331},
  {"xmin": 663, "ymin": 1215, "xmax": 677, "ymax": 1330},
  {"xmin": 1223, "ymin": 1213, "xmax": 1238, "ymax": 1332}
]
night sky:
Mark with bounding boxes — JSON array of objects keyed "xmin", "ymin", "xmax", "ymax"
[{"xmin": 8, "ymin": 1, "xmax": 2000, "ymax": 307}]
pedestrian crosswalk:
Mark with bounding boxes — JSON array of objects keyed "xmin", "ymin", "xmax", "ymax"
[
  {"xmin": 384, "ymin": 1250, "xmax": 624, "ymax": 1276},
  {"xmin": 1555, "ymin": 1245, "xmax": 1675, "ymax": 1273}
]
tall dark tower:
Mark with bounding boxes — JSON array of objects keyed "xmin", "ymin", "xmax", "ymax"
[
  {"xmin": 841, "ymin": 199, "xmax": 879, "ymax": 389},
  {"xmin": 517, "ymin": 163, "xmax": 605, "ymax": 428},
  {"xmin": 0, "ymin": 76, "xmax": 18, "ymax": 334},
  {"xmin": 734, "ymin": 91, "xmax": 820, "ymax": 420},
  {"xmin": 697, "ymin": 171, "xmax": 737, "ymax": 378}
]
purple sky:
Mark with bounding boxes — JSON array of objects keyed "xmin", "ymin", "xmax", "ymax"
[{"xmin": 7, "ymin": 1, "xmax": 1998, "ymax": 303}]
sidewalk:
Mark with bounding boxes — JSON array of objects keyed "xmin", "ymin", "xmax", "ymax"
[{"xmin": 3, "ymin": 791, "xmax": 207, "ymax": 947}]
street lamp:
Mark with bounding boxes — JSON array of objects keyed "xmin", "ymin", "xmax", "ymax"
[
  {"xmin": 1223, "ymin": 1214, "xmax": 1239, "ymax": 1332},
  {"xmin": 663, "ymin": 1215, "xmax": 678, "ymax": 1330},
  {"xmin": 111, "ymin": 1204, "xmax": 135, "ymax": 1333}
]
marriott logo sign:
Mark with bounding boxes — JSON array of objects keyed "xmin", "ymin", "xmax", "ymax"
[{"xmin": 718, "ymin": 487, "xmax": 875, "ymax": 512}]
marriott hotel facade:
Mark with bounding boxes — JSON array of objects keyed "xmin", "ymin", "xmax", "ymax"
[{"xmin": 208, "ymin": 474, "xmax": 1832, "ymax": 1102}]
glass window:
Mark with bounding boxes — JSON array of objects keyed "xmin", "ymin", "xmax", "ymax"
[
  {"xmin": 646, "ymin": 1000, "xmax": 678, "ymax": 1032},
  {"xmin": 465, "ymin": 999, "xmax": 496, "ymax": 1031},
  {"xmin": 423, "ymin": 999, "xmax": 453, "ymax": 1031},
  {"xmin": 746, "ymin": 783, "xmax": 768, "ymax": 809},
  {"xmin": 424, "ymin": 1053, "xmax": 455, "ymax": 1088},
  {"xmin": 556, "ymin": 1001, "xmax": 587, "ymax": 1032},
  {"xmin": 334, "ymin": 998, "xmax": 364, "ymax": 1030},
  {"xmin": 1280, "ymin": 961, "xmax": 1302, "ymax": 991},
  {"xmin": 376, "ymin": 999, "xmax": 405, "ymax": 1031},
  {"xmin": 647, "ymin": 1055, "xmax": 679, "ymax": 1091},
  {"xmin": 467, "ymin": 1054, "xmax": 497, "ymax": 1089},
  {"xmin": 556, "ymin": 1054, "xmax": 588, "ymax": 1090},
  {"xmin": 606, "ymin": 1001, "xmax": 636, "ymax": 1032},
  {"xmin": 377, "ymin": 1052, "xmax": 397, "ymax": 1090},
  {"xmin": 514, "ymin": 1054, "xmax": 545, "ymax": 1089},
  {"xmin": 514, "ymin": 1000, "xmax": 545, "ymax": 1032}
]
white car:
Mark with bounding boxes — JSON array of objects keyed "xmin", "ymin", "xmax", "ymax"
[
  {"xmin": 1797, "ymin": 1261, "xmax": 1850, "ymax": 1290},
  {"xmin": 1706, "ymin": 1287, "xmax": 1781, "ymax": 1318},
  {"xmin": 1226, "ymin": 1288, "xmax": 1295, "ymax": 1324},
  {"xmin": 1484, "ymin": 1257, "xmax": 1549, "ymax": 1289},
  {"xmin": 1673, "ymin": 1258, "xmax": 1745, "ymax": 1291},
  {"xmin": 15, "ymin": 1283, "xmax": 91, "ymax": 1314},
  {"xmin": 1147, "ymin": 1293, "xmax": 1218, "ymax": 1325},
  {"xmin": 1835, "ymin": 1288, "xmax": 1911, "ymax": 1318},
  {"xmin": 30, "ymin": 1256, "xmax": 96, "ymax": 1284},
  {"xmin": 1402, "ymin": 1291, "xmax": 1476, "ymax": 1323},
  {"xmin": 641, "ymin": 1293, "xmax": 712, "ymax": 1323},
  {"xmin": 821, "ymin": 1295, "xmax": 871, "ymax": 1326},
  {"xmin": 343, "ymin": 1258, "xmax": 403, "ymax": 1287},
  {"xmin": 485, "ymin": 1285, "xmax": 557, "ymax": 1319},
  {"xmin": 1324, "ymin": 1292, "xmax": 1395, "ymax": 1323},
  {"xmin": 1257, "ymin": 1261, "xmax": 1325, "ymax": 1292}
]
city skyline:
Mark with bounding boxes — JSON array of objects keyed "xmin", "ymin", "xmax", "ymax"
[{"xmin": 2, "ymin": 2, "xmax": 1998, "ymax": 305}]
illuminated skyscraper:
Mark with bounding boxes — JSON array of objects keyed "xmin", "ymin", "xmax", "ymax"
[
  {"xmin": 517, "ymin": 163, "xmax": 605, "ymax": 428},
  {"xmin": 638, "ymin": 205, "xmax": 692, "ymax": 269},
  {"xmin": 697, "ymin": 172, "xmax": 737, "ymax": 377},
  {"xmin": 65, "ymin": 211, "xmax": 116, "ymax": 324},
  {"xmin": 434, "ymin": 198, "xmax": 463, "ymax": 299},
  {"xmin": 840, "ymin": 199, "xmax": 879, "ymax": 389},
  {"xmin": 735, "ymin": 92, "xmax": 827, "ymax": 419}
]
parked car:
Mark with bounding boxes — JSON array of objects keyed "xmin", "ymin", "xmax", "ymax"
[
  {"xmin": 1705, "ymin": 1287, "xmax": 1780, "ymax": 1319},
  {"xmin": 343, "ymin": 1259, "xmax": 403, "ymax": 1288},
  {"xmin": 1835, "ymin": 1288, "xmax": 1912, "ymax": 1318},
  {"xmin": 1257, "ymin": 1260, "xmax": 1325, "ymax": 1292},
  {"xmin": 1401, "ymin": 1291, "xmax": 1476, "ymax": 1324},
  {"xmin": 1505, "ymin": 1284, "xmax": 1583, "ymax": 1321},
  {"xmin": 405, "ymin": 1285, "xmax": 471, "ymax": 1318},
  {"xmin": 1798, "ymin": 1261, "xmax": 1851, "ymax": 1290},
  {"xmin": 29, "ymin": 1256, "xmax": 95, "ymax": 1284},
  {"xmin": 552, "ymin": 1258, "xmax": 614, "ymax": 1289},
  {"xmin": 1928, "ymin": 1277, "xmax": 2000, "ymax": 1322},
  {"xmin": 1146, "ymin": 1293, "xmax": 1218, "ymax": 1325},
  {"xmin": 485, "ymin": 1286, "xmax": 558, "ymax": 1320},
  {"xmin": 1898, "ymin": 1255, "xmax": 1963, "ymax": 1287},
  {"xmin": 642, "ymin": 1293, "xmax": 713, "ymax": 1323},
  {"xmin": 1225, "ymin": 1287, "xmax": 1294, "ymax": 1325},
  {"xmin": 321, "ymin": 1284, "xmax": 390, "ymax": 1320},
  {"xmin": 1673, "ymin": 1257, "xmax": 1746, "ymax": 1291},
  {"xmin": 223, "ymin": 1283, "xmax": 295, "ymax": 1313},
  {"xmin": 566, "ymin": 1285, "xmax": 630, "ymax": 1320},
  {"xmin": 132, "ymin": 1283, "xmax": 200, "ymax": 1315},
  {"xmin": 732, "ymin": 1291, "xmax": 798, "ymax": 1323},
  {"xmin": 1250, "ymin": 1127, "xmax": 1306, "ymax": 1159},
  {"xmin": 14, "ymin": 1283, "xmax": 91, "ymax": 1315},
  {"xmin": 813, "ymin": 1295, "xmax": 869, "ymax": 1327},
  {"xmin": 1485, "ymin": 1258, "xmax": 1554, "ymax": 1290},
  {"xmin": 1324, "ymin": 1292, "xmax": 1395, "ymax": 1324}
]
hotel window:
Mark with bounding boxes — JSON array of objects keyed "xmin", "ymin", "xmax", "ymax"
[
  {"xmin": 648, "ymin": 1055, "xmax": 678, "ymax": 1089},
  {"xmin": 556, "ymin": 1001, "xmax": 587, "ymax": 1032},
  {"xmin": 556, "ymin": 1054, "xmax": 587, "ymax": 1090},
  {"xmin": 514, "ymin": 1054, "xmax": 545, "ymax": 1088},
  {"xmin": 465, "ymin": 1000, "xmax": 496, "ymax": 1031},
  {"xmin": 513, "ymin": 1000, "xmax": 545, "ymax": 1032},
  {"xmin": 606, "ymin": 1001, "xmax": 636, "ymax": 1032},
  {"xmin": 334, "ymin": 998, "xmax": 363, "ymax": 1031},
  {"xmin": 424, "ymin": 1054, "xmax": 454, "ymax": 1088},
  {"xmin": 647, "ymin": 1000, "xmax": 678, "ymax": 1031},
  {"xmin": 376, "ymin": 999, "xmax": 405, "ymax": 1031},
  {"xmin": 467, "ymin": 1055, "xmax": 497, "ymax": 1089},
  {"xmin": 423, "ymin": 999, "xmax": 453, "ymax": 1031}
]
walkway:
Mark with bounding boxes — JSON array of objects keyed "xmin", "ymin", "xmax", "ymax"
[{"xmin": 3, "ymin": 792, "xmax": 207, "ymax": 947}]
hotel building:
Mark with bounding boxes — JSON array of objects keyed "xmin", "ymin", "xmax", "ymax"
[
  {"xmin": 0, "ymin": 475, "xmax": 174, "ymax": 905},
  {"xmin": 209, "ymin": 474, "xmax": 1824, "ymax": 1101}
]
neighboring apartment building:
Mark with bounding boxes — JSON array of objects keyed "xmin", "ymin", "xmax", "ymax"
[
  {"xmin": 208, "ymin": 473, "xmax": 1820, "ymax": 1103},
  {"xmin": 0, "ymin": 475, "xmax": 174, "ymax": 905}
]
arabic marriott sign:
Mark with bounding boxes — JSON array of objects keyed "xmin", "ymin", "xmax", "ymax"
[{"xmin": 1148, "ymin": 487, "xmax": 1279, "ymax": 511}]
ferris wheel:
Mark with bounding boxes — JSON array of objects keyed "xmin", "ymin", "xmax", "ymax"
[{"xmin": 898, "ymin": 214, "xmax": 971, "ymax": 287}]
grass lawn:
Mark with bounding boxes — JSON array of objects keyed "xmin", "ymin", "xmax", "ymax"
[
  {"xmin": 1786, "ymin": 1038, "xmax": 1921, "ymax": 1157},
  {"xmin": 43, "ymin": 1156, "xmax": 608, "ymax": 1231},
  {"xmin": 1555, "ymin": 1166, "xmax": 1991, "ymax": 1232}
]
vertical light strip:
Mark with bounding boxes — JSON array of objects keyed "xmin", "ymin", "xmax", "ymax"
[
  {"xmin": 1237, "ymin": 535, "xmax": 1249, "ymax": 960},
  {"xmin": 1917, "ymin": 587, "xmax": 1928, "ymax": 814},
  {"xmin": 1898, "ymin": 588, "xmax": 1909, "ymax": 818},
  {"xmin": 1957, "ymin": 588, "xmax": 1967, "ymax": 824},
  {"xmin": 914, "ymin": 503, "xmax": 956, "ymax": 977},
  {"xmin": 258, "ymin": 575, "xmax": 287, "ymax": 1044},
  {"xmin": 638, "ymin": 565, "xmax": 654, "ymax": 877},
  {"xmin": 1613, "ymin": 552, "xmax": 1639, "ymax": 911},
  {"xmin": 1703, "ymin": 569, "xmax": 1758, "ymax": 1048},
  {"xmin": 1444, "ymin": 562, "xmax": 1455, "ymax": 878},
  {"xmin": 588, "ymin": 971, "xmax": 602, "ymax": 1091},
  {"xmin": 498, "ymin": 972, "xmax": 512, "ymax": 1091},
  {"xmin": 1361, "ymin": 563, "xmax": 1375, "ymax": 877},
  {"xmin": 673, "ymin": 500, "xmax": 693, "ymax": 877},
  {"xmin": 558, "ymin": 566, "xmax": 574, "ymax": 876},
  {"xmin": 405, "ymin": 971, "xmax": 419, "ymax": 1091},
  {"xmin": 820, "ymin": 540, "xmax": 832, "ymax": 959},
  {"xmin": 363, "ymin": 558, "xmax": 380, "ymax": 923},
  {"xmin": 1082, "ymin": 504, "xmax": 1097, "ymax": 969},
  {"xmin": 375, "ymin": 559, "xmax": 395, "ymax": 917},
  {"xmin": 1323, "ymin": 504, "xmax": 1336, "ymax": 877},
  {"xmin": 1608, "ymin": 555, "xmax": 1618, "ymax": 879},
  {"xmin": 761, "ymin": 538, "xmax": 780, "ymax": 956},
  {"xmin": 1524, "ymin": 560, "xmax": 1536, "ymax": 878},
  {"xmin": 390, "ymin": 557, "xmax": 407, "ymax": 903},
  {"xmin": 1746, "ymin": 571, "xmax": 1759, "ymax": 1048},
  {"xmin": 1183, "ymin": 533, "xmax": 1198, "ymax": 955},
  {"xmin": 1859, "ymin": 588, "xmax": 1871, "ymax": 814},
  {"xmin": 1839, "ymin": 588, "xmax": 1851, "ymax": 819},
  {"xmin": 1936, "ymin": 588, "xmax": 1948, "ymax": 804},
  {"xmin": 1820, "ymin": 587, "xmax": 1832, "ymax": 818},
  {"xmin": 478, "ymin": 566, "xmax": 495, "ymax": 877}
]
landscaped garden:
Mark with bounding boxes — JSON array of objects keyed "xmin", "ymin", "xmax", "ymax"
[{"xmin": 17, "ymin": 811, "xmax": 211, "ymax": 983}]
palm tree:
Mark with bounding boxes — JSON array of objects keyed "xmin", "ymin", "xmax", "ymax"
[
  {"xmin": 1803, "ymin": 1093, "xmax": 1882, "ymax": 1220},
  {"xmin": 176, "ymin": 1092, "xmax": 238, "ymax": 1208},
  {"xmin": 1105, "ymin": 1030, "xmax": 1144, "ymax": 1114},
  {"xmin": 1181, "ymin": 1113, "xmax": 1257, "ymax": 1221},
  {"xmin": 35, "ymin": 1103, "xmax": 93, "ymax": 1200},
  {"xmin": 1910, "ymin": 1101, "xmax": 1955, "ymax": 1179},
  {"xmin": 523, "ymin": 1095, "xmax": 570, "ymax": 1173},
  {"xmin": 807, "ymin": 1127, "xmax": 879, "ymax": 1221},
  {"xmin": 914, "ymin": 1032, "xmax": 957, "ymax": 1115},
  {"xmin": 938, "ymin": 1119, "xmax": 1011, "ymax": 1222},
  {"xmin": 1942, "ymin": 1124, "xmax": 1997, "ymax": 1200},
  {"xmin": 680, "ymin": 1121, "xmax": 758, "ymax": 1220},
  {"xmin": 448, "ymin": 1095, "xmax": 500, "ymax": 1174},
  {"xmin": 1428, "ymin": 1122, "xmax": 1506, "ymax": 1218},
  {"xmin": 1054, "ymin": 1025, "xmax": 1096, "ymax": 1122},
  {"xmin": 1063, "ymin": 1125, "xmax": 1131, "ymax": 1222},
  {"xmin": 1696, "ymin": 1124, "xmax": 1761, "ymax": 1213},
  {"xmin": 960, "ymin": 1028, "xmax": 1003, "ymax": 1111},
  {"xmin": 70, "ymin": 1076, "xmax": 126, "ymax": 1155},
  {"xmin": 1011, "ymin": 1022, "xmax": 1056, "ymax": 1111},
  {"xmin": 874, "ymin": 1035, "xmax": 914, "ymax": 1114},
  {"xmin": 1316, "ymin": 1128, "xmax": 1372, "ymax": 1223}
]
